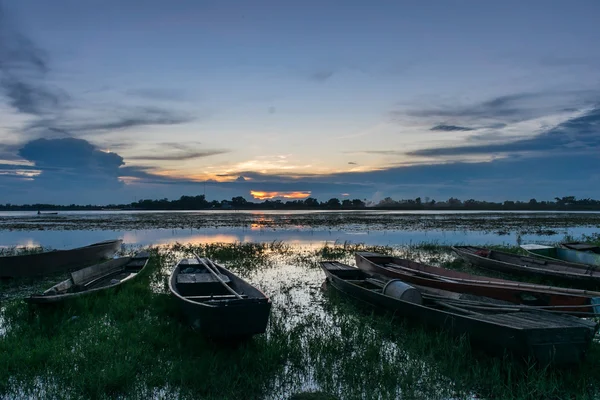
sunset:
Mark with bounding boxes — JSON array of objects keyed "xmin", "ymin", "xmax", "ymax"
[{"xmin": 1, "ymin": 1, "xmax": 600, "ymax": 398}]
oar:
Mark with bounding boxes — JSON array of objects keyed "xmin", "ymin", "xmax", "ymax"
[{"xmin": 192, "ymin": 253, "xmax": 243, "ymax": 300}]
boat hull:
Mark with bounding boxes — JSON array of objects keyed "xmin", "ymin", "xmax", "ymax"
[
  {"xmin": 27, "ymin": 252, "xmax": 150, "ymax": 304},
  {"xmin": 0, "ymin": 239, "xmax": 123, "ymax": 279},
  {"xmin": 321, "ymin": 262, "xmax": 597, "ymax": 365},
  {"xmin": 453, "ymin": 246, "xmax": 600, "ymax": 287},
  {"xmin": 169, "ymin": 259, "xmax": 271, "ymax": 339},
  {"xmin": 355, "ymin": 252, "xmax": 598, "ymax": 314},
  {"xmin": 522, "ymin": 244, "xmax": 600, "ymax": 268}
]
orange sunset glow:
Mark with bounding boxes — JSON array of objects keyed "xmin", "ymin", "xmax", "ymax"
[{"xmin": 250, "ymin": 190, "xmax": 311, "ymax": 200}]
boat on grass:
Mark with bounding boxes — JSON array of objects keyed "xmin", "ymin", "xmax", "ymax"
[
  {"xmin": 0, "ymin": 239, "xmax": 123, "ymax": 279},
  {"xmin": 320, "ymin": 260, "xmax": 598, "ymax": 365},
  {"xmin": 521, "ymin": 244, "xmax": 600, "ymax": 269},
  {"xmin": 169, "ymin": 256, "xmax": 271, "ymax": 339},
  {"xmin": 27, "ymin": 252, "xmax": 150, "ymax": 304},
  {"xmin": 355, "ymin": 252, "xmax": 600, "ymax": 315},
  {"xmin": 452, "ymin": 246, "xmax": 600, "ymax": 287}
]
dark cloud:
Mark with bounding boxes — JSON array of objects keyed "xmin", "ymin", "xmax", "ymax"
[
  {"xmin": 18, "ymin": 138, "xmax": 124, "ymax": 175},
  {"xmin": 400, "ymin": 90, "xmax": 599, "ymax": 125},
  {"xmin": 235, "ymin": 176, "xmax": 246, "ymax": 182},
  {"xmin": 63, "ymin": 107, "xmax": 192, "ymax": 133},
  {"xmin": 430, "ymin": 125, "xmax": 475, "ymax": 132},
  {"xmin": 0, "ymin": 4, "xmax": 68, "ymax": 116},
  {"xmin": 408, "ymin": 107, "xmax": 600, "ymax": 157},
  {"xmin": 348, "ymin": 161, "xmax": 357, "ymax": 165},
  {"xmin": 311, "ymin": 70, "xmax": 334, "ymax": 82},
  {"xmin": 127, "ymin": 149, "xmax": 229, "ymax": 161}
]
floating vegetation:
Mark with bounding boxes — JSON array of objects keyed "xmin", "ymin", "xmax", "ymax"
[{"xmin": 1, "ymin": 211, "xmax": 599, "ymax": 235}]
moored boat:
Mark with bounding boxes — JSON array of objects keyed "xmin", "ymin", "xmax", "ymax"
[
  {"xmin": 522, "ymin": 244, "xmax": 600, "ymax": 269},
  {"xmin": 320, "ymin": 260, "xmax": 598, "ymax": 365},
  {"xmin": 355, "ymin": 252, "xmax": 600, "ymax": 314},
  {"xmin": 27, "ymin": 252, "xmax": 150, "ymax": 304},
  {"xmin": 169, "ymin": 256, "xmax": 271, "ymax": 338},
  {"xmin": 0, "ymin": 239, "xmax": 123, "ymax": 279},
  {"xmin": 561, "ymin": 242, "xmax": 600, "ymax": 254},
  {"xmin": 452, "ymin": 246, "xmax": 600, "ymax": 287}
]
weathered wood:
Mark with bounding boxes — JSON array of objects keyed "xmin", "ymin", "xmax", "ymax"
[
  {"xmin": 453, "ymin": 246, "xmax": 600, "ymax": 287},
  {"xmin": 321, "ymin": 260, "xmax": 598, "ymax": 366},
  {"xmin": 169, "ymin": 257, "xmax": 271, "ymax": 338},
  {"xmin": 0, "ymin": 239, "xmax": 123, "ymax": 279},
  {"xmin": 27, "ymin": 251, "xmax": 150, "ymax": 304},
  {"xmin": 355, "ymin": 252, "xmax": 600, "ymax": 314}
]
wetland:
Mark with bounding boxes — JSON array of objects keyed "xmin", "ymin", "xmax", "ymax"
[{"xmin": 1, "ymin": 210, "xmax": 600, "ymax": 399}]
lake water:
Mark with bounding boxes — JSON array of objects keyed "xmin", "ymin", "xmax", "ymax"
[{"xmin": 0, "ymin": 209, "xmax": 598, "ymax": 249}]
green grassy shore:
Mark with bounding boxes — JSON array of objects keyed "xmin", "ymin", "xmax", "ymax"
[{"xmin": 1, "ymin": 241, "xmax": 600, "ymax": 399}]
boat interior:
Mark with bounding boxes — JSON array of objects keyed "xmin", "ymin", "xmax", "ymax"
[
  {"xmin": 44, "ymin": 252, "xmax": 149, "ymax": 295},
  {"xmin": 322, "ymin": 261, "xmax": 599, "ymax": 327},
  {"xmin": 458, "ymin": 246, "xmax": 596, "ymax": 275},
  {"xmin": 175, "ymin": 258, "xmax": 267, "ymax": 304}
]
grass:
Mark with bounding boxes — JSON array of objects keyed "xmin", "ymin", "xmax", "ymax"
[{"xmin": 1, "ymin": 241, "xmax": 600, "ymax": 399}]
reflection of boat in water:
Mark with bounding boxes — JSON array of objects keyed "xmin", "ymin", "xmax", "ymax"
[
  {"xmin": 0, "ymin": 239, "xmax": 123, "ymax": 278},
  {"xmin": 320, "ymin": 260, "xmax": 598, "ymax": 365},
  {"xmin": 27, "ymin": 252, "xmax": 150, "ymax": 303}
]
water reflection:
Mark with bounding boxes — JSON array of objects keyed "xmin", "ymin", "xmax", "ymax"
[{"xmin": 0, "ymin": 226, "xmax": 595, "ymax": 250}]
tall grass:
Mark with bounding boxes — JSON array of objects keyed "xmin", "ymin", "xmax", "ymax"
[{"xmin": 1, "ymin": 242, "xmax": 599, "ymax": 399}]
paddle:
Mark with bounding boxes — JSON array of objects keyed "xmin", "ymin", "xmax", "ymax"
[{"xmin": 193, "ymin": 253, "xmax": 243, "ymax": 300}]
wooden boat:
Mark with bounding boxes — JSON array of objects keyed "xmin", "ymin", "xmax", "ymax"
[
  {"xmin": 452, "ymin": 246, "xmax": 600, "ymax": 287},
  {"xmin": 27, "ymin": 252, "xmax": 150, "ymax": 304},
  {"xmin": 320, "ymin": 261, "xmax": 598, "ymax": 365},
  {"xmin": 561, "ymin": 242, "xmax": 600, "ymax": 254},
  {"xmin": 355, "ymin": 252, "xmax": 600, "ymax": 314},
  {"xmin": 169, "ymin": 256, "xmax": 271, "ymax": 338},
  {"xmin": 0, "ymin": 239, "xmax": 123, "ymax": 279},
  {"xmin": 522, "ymin": 244, "xmax": 600, "ymax": 268}
]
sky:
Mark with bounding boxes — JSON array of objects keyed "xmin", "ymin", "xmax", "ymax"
[{"xmin": 0, "ymin": 0, "xmax": 599, "ymax": 205}]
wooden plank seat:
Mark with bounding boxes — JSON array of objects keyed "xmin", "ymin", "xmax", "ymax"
[
  {"xmin": 177, "ymin": 273, "xmax": 230, "ymax": 284},
  {"xmin": 184, "ymin": 294, "xmax": 249, "ymax": 300}
]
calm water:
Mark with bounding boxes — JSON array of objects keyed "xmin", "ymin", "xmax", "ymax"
[
  {"xmin": 0, "ymin": 226, "xmax": 596, "ymax": 250},
  {"xmin": 0, "ymin": 210, "xmax": 598, "ymax": 249}
]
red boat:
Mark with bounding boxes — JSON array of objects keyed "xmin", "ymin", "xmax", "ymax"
[{"xmin": 355, "ymin": 252, "xmax": 600, "ymax": 315}]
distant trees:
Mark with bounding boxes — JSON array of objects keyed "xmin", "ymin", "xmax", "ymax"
[{"xmin": 3, "ymin": 195, "xmax": 600, "ymax": 211}]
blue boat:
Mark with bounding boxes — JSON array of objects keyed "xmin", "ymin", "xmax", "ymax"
[{"xmin": 521, "ymin": 244, "xmax": 600, "ymax": 269}]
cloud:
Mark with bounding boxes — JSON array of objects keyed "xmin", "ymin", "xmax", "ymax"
[
  {"xmin": 127, "ymin": 149, "xmax": 229, "ymax": 161},
  {"xmin": 430, "ymin": 125, "xmax": 475, "ymax": 132},
  {"xmin": 18, "ymin": 138, "xmax": 124, "ymax": 175},
  {"xmin": 126, "ymin": 88, "xmax": 188, "ymax": 102},
  {"xmin": 0, "ymin": 4, "xmax": 68, "ymax": 116},
  {"xmin": 249, "ymin": 190, "xmax": 311, "ymax": 200},
  {"xmin": 408, "ymin": 107, "xmax": 600, "ymax": 157},
  {"xmin": 53, "ymin": 107, "xmax": 192, "ymax": 134},
  {"xmin": 348, "ymin": 161, "xmax": 357, "ymax": 165},
  {"xmin": 399, "ymin": 90, "xmax": 600, "ymax": 126},
  {"xmin": 310, "ymin": 70, "xmax": 334, "ymax": 82}
]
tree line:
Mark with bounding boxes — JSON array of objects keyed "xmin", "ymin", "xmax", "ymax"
[{"xmin": 2, "ymin": 195, "xmax": 600, "ymax": 211}]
